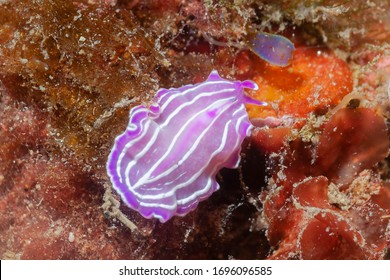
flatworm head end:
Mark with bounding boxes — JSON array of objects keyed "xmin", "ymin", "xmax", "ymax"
[
  {"xmin": 239, "ymin": 79, "xmax": 267, "ymax": 107},
  {"xmin": 208, "ymin": 70, "xmax": 266, "ymax": 107}
]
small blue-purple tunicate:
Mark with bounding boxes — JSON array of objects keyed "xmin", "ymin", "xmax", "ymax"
[
  {"xmin": 248, "ymin": 32, "xmax": 295, "ymax": 66},
  {"xmin": 106, "ymin": 70, "xmax": 265, "ymax": 222}
]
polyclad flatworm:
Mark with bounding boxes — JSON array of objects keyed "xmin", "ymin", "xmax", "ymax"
[{"xmin": 107, "ymin": 70, "xmax": 265, "ymax": 222}]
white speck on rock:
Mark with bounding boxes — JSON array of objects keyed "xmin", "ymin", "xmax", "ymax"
[{"xmin": 68, "ymin": 232, "xmax": 75, "ymax": 243}]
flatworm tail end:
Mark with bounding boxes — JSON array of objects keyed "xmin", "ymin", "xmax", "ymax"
[
  {"xmin": 125, "ymin": 105, "xmax": 149, "ymax": 133},
  {"xmin": 107, "ymin": 134, "xmax": 141, "ymax": 211},
  {"xmin": 106, "ymin": 105, "xmax": 152, "ymax": 211}
]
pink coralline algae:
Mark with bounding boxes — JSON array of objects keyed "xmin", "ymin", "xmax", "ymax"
[{"xmin": 107, "ymin": 70, "xmax": 265, "ymax": 222}]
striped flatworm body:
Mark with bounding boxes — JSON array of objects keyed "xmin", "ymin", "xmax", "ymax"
[{"xmin": 107, "ymin": 70, "xmax": 265, "ymax": 222}]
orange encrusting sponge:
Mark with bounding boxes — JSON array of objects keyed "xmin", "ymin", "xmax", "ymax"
[{"xmin": 245, "ymin": 47, "xmax": 353, "ymax": 119}]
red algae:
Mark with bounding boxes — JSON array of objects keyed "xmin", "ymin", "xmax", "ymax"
[
  {"xmin": 316, "ymin": 108, "xmax": 389, "ymax": 185},
  {"xmin": 256, "ymin": 108, "xmax": 390, "ymax": 259}
]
